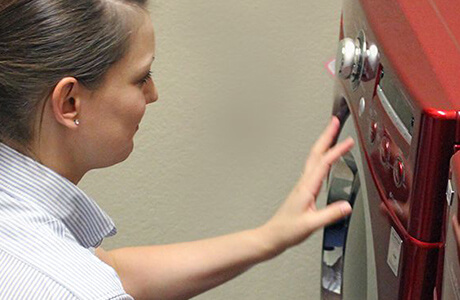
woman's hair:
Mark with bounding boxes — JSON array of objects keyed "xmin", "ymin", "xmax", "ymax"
[{"xmin": 0, "ymin": 0, "xmax": 148, "ymax": 148}]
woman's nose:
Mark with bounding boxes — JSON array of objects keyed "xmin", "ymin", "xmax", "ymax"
[{"xmin": 145, "ymin": 80, "xmax": 158, "ymax": 104}]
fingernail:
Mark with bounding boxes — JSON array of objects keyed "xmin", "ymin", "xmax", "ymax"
[
  {"xmin": 340, "ymin": 202, "xmax": 352, "ymax": 215},
  {"xmin": 345, "ymin": 137, "xmax": 354, "ymax": 144}
]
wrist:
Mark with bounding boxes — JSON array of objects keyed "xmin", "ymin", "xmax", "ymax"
[{"xmin": 253, "ymin": 224, "xmax": 287, "ymax": 260}]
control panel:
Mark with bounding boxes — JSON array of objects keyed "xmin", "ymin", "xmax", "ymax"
[{"xmin": 336, "ymin": 30, "xmax": 414, "ymax": 230}]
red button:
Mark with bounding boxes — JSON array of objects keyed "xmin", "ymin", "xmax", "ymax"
[
  {"xmin": 393, "ymin": 157, "xmax": 405, "ymax": 187},
  {"xmin": 380, "ymin": 137, "xmax": 391, "ymax": 164},
  {"xmin": 370, "ymin": 122, "xmax": 378, "ymax": 143}
]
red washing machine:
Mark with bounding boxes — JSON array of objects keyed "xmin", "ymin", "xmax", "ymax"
[{"xmin": 320, "ymin": 0, "xmax": 460, "ymax": 299}]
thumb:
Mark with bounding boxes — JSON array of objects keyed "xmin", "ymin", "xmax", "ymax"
[{"xmin": 308, "ymin": 201, "xmax": 352, "ymax": 231}]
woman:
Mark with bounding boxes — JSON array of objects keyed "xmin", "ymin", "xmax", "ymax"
[{"xmin": 0, "ymin": 0, "xmax": 354, "ymax": 299}]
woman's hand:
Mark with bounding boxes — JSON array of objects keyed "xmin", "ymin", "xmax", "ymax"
[
  {"xmin": 101, "ymin": 116, "xmax": 355, "ymax": 300},
  {"xmin": 260, "ymin": 116, "xmax": 354, "ymax": 255}
]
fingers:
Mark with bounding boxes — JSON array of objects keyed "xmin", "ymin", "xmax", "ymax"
[
  {"xmin": 308, "ymin": 201, "xmax": 352, "ymax": 231},
  {"xmin": 323, "ymin": 137, "xmax": 354, "ymax": 164},
  {"xmin": 300, "ymin": 137, "xmax": 354, "ymax": 196},
  {"xmin": 309, "ymin": 117, "xmax": 341, "ymax": 158},
  {"xmin": 304, "ymin": 116, "xmax": 353, "ymax": 177},
  {"xmin": 304, "ymin": 118, "xmax": 340, "ymax": 172}
]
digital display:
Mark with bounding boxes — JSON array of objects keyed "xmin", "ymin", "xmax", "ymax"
[{"xmin": 379, "ymin": 68, "xmax": 414, "ymax": 136}]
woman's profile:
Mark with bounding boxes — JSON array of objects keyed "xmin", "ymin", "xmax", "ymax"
[{"xmin": 0, "ymin": 0, "xmax": 354, "ymax": 299}]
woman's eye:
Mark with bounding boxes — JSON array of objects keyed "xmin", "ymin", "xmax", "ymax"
[{"xmin": 140, "ymin": 71, "xmax": 152, "ymax": 85}]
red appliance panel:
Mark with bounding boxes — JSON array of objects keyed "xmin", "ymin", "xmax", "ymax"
[
  {"xmin": 334, "ymin": 78, "xmax": 443, "ymax": 300},
  {"xmin": 360, "ymin": 135, "xmax": 441, "ymax": 300},
  {"xmin": 409, "ymin": 110, "xmax": 456, "ymax": 241},
  {"xmin": 342, "ymin": 0, "xmax": 459, "ymax": 244},
  {"xmin": 359, "ymin": 0, "xmax": 460, "ymax": 113}
]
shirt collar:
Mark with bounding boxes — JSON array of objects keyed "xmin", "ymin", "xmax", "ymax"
[{"xmin": 0, "ymin": 143, "xmax": 117, "ymax": 248}]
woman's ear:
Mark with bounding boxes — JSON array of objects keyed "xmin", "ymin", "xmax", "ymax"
[{"xmin": 50, "ymin": 77, "xmax": 81, "ymax": 128}]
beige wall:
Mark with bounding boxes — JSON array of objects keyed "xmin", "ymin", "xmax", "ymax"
[{"xmin": 80, "ymin": 1, "xmax": 342, "ymax": 299}]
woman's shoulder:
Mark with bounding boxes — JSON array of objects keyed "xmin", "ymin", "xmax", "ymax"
[{"xmin": 0, "ymin": 191, "xmax": 130, "ymax": 299}]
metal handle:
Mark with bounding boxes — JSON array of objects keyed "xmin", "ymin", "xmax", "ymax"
[{"xmin": 321, "ymin": 151, "xmax": 360, "ymax": 299}]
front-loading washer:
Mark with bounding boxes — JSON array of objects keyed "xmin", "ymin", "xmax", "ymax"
[{"xmin": 320, "ymin": 0, "xmax": 460, "ymax": 299}]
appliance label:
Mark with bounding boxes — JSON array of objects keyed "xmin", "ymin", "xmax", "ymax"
[
  {"xmin": 387, "ymin": 227, "xmax": 402, "ymax": 277},
  {"xmin": 325, "ymin": 58, "xmax": 336, "ymax": 76}
]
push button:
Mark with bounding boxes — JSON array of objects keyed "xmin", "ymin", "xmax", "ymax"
[
  {"xmin": 370, "ymin": 121, "xmax": 378, "ymax": 143},
  {"xmin": 393, "ymin": 157, "xmax": 405, "ymax": 187},
  {"xmin": 380, "ymin": 137, "xmax": 391, "ymax": 164}
]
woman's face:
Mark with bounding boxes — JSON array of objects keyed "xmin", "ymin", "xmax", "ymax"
[{"xmin": 78, "ymin": 12, "xmax": 157, "ymax": 169}]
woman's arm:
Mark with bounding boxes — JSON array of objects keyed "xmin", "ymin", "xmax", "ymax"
[
  {"xmin": 96, "ymin": 117, "xmax": 354, "ymax": 300},
  {"xmin": 97, "ymin": 228, "xmax": 278, "ymax": 300}
]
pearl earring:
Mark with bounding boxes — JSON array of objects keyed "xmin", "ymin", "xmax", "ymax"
[{"xmin": 74, "ymin": 119, "xmax": 80, "ymax": 126}]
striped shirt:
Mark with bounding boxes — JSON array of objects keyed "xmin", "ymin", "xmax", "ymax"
[{"xmin": 0, "ymin": 143, "xmax": 133, "ymax": 299}]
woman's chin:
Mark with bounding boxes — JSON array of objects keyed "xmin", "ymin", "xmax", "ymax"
[
  {"xmin": 97, "ymin": 142, "xmax": 135, "ymax": 169},
  {"xmin": 117, "ymin": 141, "xmax": 135, "ymax": 163}
]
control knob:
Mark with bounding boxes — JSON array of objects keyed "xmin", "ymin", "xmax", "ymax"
[
  {"xmin": 335, "ymin": 31, "xmax": 380, "ymax": 90},
  {"xmin": 335, "ymin": 37, "xmax": 360, "ymax": 81}
]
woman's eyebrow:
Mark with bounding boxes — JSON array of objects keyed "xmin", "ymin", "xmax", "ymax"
[{"xmin": 136, "ymin": 56, "xmax": 155, "ymax": 77}]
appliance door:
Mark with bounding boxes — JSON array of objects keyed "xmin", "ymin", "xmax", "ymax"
[
  {"xmin": 321, "ymin": 100, "xmax": 378, "ymax": 300},
  {"xmin": 441, "ymin": 152, "xmax": 460, "ymax": 300}
]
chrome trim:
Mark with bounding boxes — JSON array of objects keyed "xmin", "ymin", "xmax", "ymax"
[
  {"xmin": 321, "ymin": 153, "xmax": 358, "ymax": 297},
  {"xmin": 376, "ymin": 85, "xmax": 412, "ymax": 143},
  {"xmin": 321, "ymin": 112, "xmax": 378, "ymax": 299},
  {"xmin": 359, "ymin": 97, "xmax": 366, "ymax": 117},
  {"xmin": 447, "ymin": 179, "xmax": 455, "ymax": 206}
]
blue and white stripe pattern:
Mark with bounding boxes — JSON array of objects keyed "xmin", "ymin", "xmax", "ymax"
[{"xmin": 0, "ymin": 143, "xmax": 133, "ymax": 299}]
